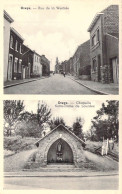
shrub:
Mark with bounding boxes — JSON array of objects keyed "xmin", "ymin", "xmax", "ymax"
[{"xmin": 79, "ymin": 65, "xmax": 91, "ymax": 75}]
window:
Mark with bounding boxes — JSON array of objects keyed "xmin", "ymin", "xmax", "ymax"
[
  {"xmin": 20, "ymin": 44, "xmax": 22, "ymax": 54},
  {"xmin": 18, "ymin": 60, "xmax": 22, "ymax": 73},
  {"xmin": 14, "ymin": 58, "xmax": 18, "ymax": 73},
  {"xmin": 97, "ymin": 29, "xmax": 99, "ymax": 42},
  {"xmin": 10, "ymin": 36, "xmax": 14, "ymax": 48},
  {"xmin": 92, "ymin": 35, "xmax": 97, "ymax": 46},
  {"xmin": 35, "ymin": 56, "xmax": 36, "ymax": 62},
  {"xmin": 92, "ymin": 58, "xmax": 97, "ymax": 72},
  {"xmin": 15, "ymin": 40, "xmax": 18, "ymax": 51}
]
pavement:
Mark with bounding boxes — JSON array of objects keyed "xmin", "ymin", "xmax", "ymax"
[
  {"xmin": 4, "ymin": 74, "xmax": 119, "ymax": 95},
  {"xmin": 4, "ymin": 76, "xmax": 46, "ymax": 88},
  {"xmin": 4, "ymin": 170, "xmax": 119, "ymax": 177},
  {"xmin": 68, "ymin": 75, "xmax": 119, "ymax": 95}
]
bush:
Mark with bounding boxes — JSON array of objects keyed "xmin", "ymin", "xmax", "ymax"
[{"xmin": 79, "ymin": 65, "xmax": 91, "ymax": 75}]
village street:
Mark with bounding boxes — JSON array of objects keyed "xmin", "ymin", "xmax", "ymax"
[{"xmin": 4, "ymin": 74, "xmax": 97, "ymax": 95}]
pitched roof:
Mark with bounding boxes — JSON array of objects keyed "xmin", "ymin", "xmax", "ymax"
[
  {"xmin": 87, "ymin": 5, "xmax": 118, "ymax": 32},
  {"xmin": 4, "ymin": 10, "xmax": 14, "ymax": 23},
  {"xmin": 87, "ymin": 13, "xmax": 103, "ymax": 32},
  {"xmin": 35, "ymin": 124, "xmax": 86, "ymax": 146}
]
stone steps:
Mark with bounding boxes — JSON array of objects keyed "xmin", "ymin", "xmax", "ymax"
[{"xmin": 37, "ymin": 164, "xmax": 86, "ymax": 172}]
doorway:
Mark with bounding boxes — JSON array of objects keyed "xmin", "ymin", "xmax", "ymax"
[
  {"xmin": 8, "ymin": 55, "xmax": 13, "ymax": 80},
  {"xmin": 110, "ymin": 57, "xmax": 118, "ymax": 84}
]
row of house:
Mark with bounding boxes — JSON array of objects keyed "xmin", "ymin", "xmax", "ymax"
[
  {"xmin": 4, "ymin": 10, "xmax": 50, "ymax": 82},
  {"xmin": 55, "ymin": 5, "xmax": 119, "ymax": 84}
]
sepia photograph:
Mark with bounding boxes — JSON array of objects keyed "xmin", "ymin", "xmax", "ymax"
[
  {"xmin": 1, "ymin": 0, "xmax": 121, "ymax": 192},
  {"xmin": 3, "ymin": 0, "xmax": 119, "ymax": 94},
  {"xmin": 3, "ymin": 100, "xmax": 119, "ymax": 190}
]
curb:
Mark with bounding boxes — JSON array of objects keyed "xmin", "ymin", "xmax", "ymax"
[
  {"xmin": 68, "ymin": 77, "xmax": 110, "ymax": 95},
  {"xmin": 4, "ymin": 76, "xmax": 50, "ymax": 89},
  {"xmin": 4, "ymin": 173, "xmax": 118, "ymax": 178}
]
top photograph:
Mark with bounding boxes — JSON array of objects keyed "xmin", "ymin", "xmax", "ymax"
[{"xmin": 3, "ymin": 1, "xmax": 119, "ymax": 95}]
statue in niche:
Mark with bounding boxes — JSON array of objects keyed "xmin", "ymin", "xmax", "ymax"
[{"xmin": 57, "ymin": 142, "xmax": 62, "ymax": 152}]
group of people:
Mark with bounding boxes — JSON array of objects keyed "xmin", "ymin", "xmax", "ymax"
[{"xmin": 53, "ymin": 71, "xmax": 66, "ymax": 77}]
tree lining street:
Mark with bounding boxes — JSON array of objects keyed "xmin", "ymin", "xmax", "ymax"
[{"xmin": 4, "ymin": 74, "xmax": 97, "ymax": 94}]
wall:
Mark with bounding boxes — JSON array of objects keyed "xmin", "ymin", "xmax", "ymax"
[
  {"xmin": 4, "ymin": 18, "xmax": 11, "ymax": 81},
  {"xmin": 105, "ymin": 34, "xmax": 119, "ymax": 83}
]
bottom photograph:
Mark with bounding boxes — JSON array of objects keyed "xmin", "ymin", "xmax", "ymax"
[{"xmin": 3, "ymin": 100, "xmax": 119, "ymax": 190}]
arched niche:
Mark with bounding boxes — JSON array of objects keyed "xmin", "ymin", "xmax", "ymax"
[{"xmin": 47, "ymin": 138, "xmax": 73, "ymax": 164}]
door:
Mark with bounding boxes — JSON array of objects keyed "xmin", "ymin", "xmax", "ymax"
[
  {"xmin": 23, "ymin": 67, "xmax": 25, "ymax": 79},
  {"xmin": 98, "ymin": 55, "xmax": 101, "ymax": 82},
  {"xmin": 8, "ymin": 55, "xmax": 13, "ymax": 80},
  {"xmin": 112, "ymin": 58, "xmax": 118, "ymax": 84}
]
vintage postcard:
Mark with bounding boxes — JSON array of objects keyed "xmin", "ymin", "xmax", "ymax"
[{"xmin": 0, "ymin": 0, "xmax": 121, "ymax": 192}]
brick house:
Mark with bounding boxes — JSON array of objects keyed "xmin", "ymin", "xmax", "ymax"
[
  {"xmin": 8, "ymin": 27, "xmax": 24, "ymax": 80},
  {"xmin": 41, "ymin": 55, "xmax": 50, "ymax": 76},
  {"xmin": 88, "ymin": 5, "xmax": 119, "ymax": 84},
  {"xmin": 4, "ymin": 10, "xmax": 14, "ymax": 81},
  {"xmin": 26, "ymin": 124, "xmax": 86, "ymax": 168},
  {"xmin": 22, "ymin": 44, "xmax": 34, "ymax": 79}
]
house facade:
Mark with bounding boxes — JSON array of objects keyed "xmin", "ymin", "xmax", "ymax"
[
  {"xmin": 26, "ymin": 125, "xmax": 86, "ymax": 168},
  {"xmin": 8, "ymin": 27, "xmax": 24, "ymax": 80},
  {"xmin": 4, "ymin": 10, "xmax": 14, "ymax": 81},
  {"xmin": 32, "ymin": 52, "xmax": 42, "ymax": 77},
  {"xmin": 88, "ymin": 5, "xmax": 119, "ymax": 84}
]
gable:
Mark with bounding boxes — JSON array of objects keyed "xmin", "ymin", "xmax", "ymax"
[{"xmin": 35, "ymin": 124, "xmax": 85, "ymax": 147}]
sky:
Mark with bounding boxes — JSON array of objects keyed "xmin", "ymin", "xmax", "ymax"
[
  {"xmin": 4, "ymin": 0, "xmax": 119, "ymax": 70},
  {"xmin": 23, "ymin": 100, "xmax": 107, "ymax": 132}
]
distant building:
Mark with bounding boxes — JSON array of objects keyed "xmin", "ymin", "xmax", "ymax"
[
  {"xmin": 55, "ymin": 57, "xmax": 59, "ymax": 73},
  {"xmin": 88, "ymin": 5, "xmax": 119, "ymax": 83},
  {"xmin": 71, "ymin": 40, "xmax": 90, "ymax": 78},
  {"xmin": 41, "ymin": 55, "xmax": 50, "ymax": 76},
  {"xmin": 65, "ymin": 40, "xmax": 90, "ymax": 79},
  {"xmin": 4, "ymin": 10, "xmax": 14, "ymax": 81},
  {"xmin": 8, "ymin": 27, "xmax": 24, "ymax": 80},
  {"xmin": 78, "ymin": 40, "xmax": 90, "ymax": 80}
]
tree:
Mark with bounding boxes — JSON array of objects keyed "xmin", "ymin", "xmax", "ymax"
[
  {"xmin": 4, "ymin": 100, "xmax": 24, "ymax": 136},
  {"xmin": 49, "ymin": 117, "xmax": 66, "ymax": 130},
  {"xmin": 91, "ymin": 101, "xmax": 119, "ymax": 141},
  {"xmin": 37, "ymin": 101, "xmax": 52, "ymax": 126},
  {"xmin": 14, "ymin": 101, "xmax": 52, "ymax": 138},
  {"xmin": 72, "ymin": 117, "xmax": 84, "ymax": 139}
]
